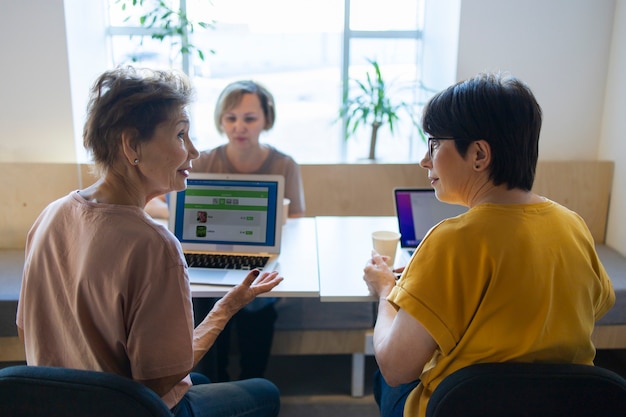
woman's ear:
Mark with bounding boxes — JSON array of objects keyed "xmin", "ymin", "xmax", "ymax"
[
  {"xmin": 121, "ymin": 128, "xmax": 140, "ymax": 166},
  {"xmin": 473, "ymin": 140, "xmax": 491, "ymax": 171}
]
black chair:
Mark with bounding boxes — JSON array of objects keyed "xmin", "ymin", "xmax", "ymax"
[
  {"xmin": 0, "ymin": 365, "xmax": 173, "ymax": 417},
  {"xmin": 426, "ymin": 362, "xmax": 626, "ymax": 417}
]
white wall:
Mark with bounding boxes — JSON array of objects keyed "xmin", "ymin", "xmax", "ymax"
[
  {"xmin": 456, "ymin": 0, "xmax": 625, "ymax": 256},
  {"xmin": 422, "ymin": 0, "xmax": 462, "ymax": 91},
  {"xmin": 457, "ymin": 0, "xmax": 615, "ymax": 160},
  {"xmin": 64, "ymin": 0, "xmax": 109, "ymax": 163},
  {"xmin": 0, "ymin": 0, "xmax": 76, "ymax": 162},
  {"xmin": 599, "ymin": 0, "xmax": 626, "ymax": 254}
]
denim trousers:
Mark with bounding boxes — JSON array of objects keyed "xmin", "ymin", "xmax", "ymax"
[
  {"xmin": 373, "ymin": 369, "xmax": 420, "ymax": 417},
  {"xmin": 171, "ymin": 373, "xmax": 280, "ymax": 417},
  {"xmin": 192, "ymin": 298, "xmax": 277, "ymax": 382}
]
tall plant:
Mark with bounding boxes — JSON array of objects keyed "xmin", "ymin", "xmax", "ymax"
[{"xmin": 339, "ymin": 59, "xmax": 422, "ymax": 161}]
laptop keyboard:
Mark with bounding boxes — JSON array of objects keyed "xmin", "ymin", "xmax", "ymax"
[{"xmin": 185, "ymin": 253, "xmax": 270, "ymax": 270}]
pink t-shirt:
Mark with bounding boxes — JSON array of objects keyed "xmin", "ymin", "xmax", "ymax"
[{"xmin": 17, "ymin": 191, "xmax": 194, "ymax": 408}]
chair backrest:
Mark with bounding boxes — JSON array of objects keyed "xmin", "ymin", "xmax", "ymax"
[
  {"xmin": 426, "ymin": 362, "xmax": 626, "ymax": 417},
  {"xmin": 0, "ymin": 365, "xmax": 173, "ymax": 417}
]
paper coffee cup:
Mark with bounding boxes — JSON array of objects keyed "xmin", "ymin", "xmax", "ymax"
[
  {"xmin": 282, "ymin": 198, "xmax": 290, "ymax": 225},
  {"xmin": 372, "ymin": 230, "xmax": 401, "ymax": 267}
]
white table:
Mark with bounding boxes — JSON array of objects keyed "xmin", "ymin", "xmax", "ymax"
[
  {"xmin": 314, "ymin": 216, "xmax": 401, "ymax": 396},
  {"xmin": 190, "ymin": 217, "xmax": 320, "ymax": 298},
  {"xmin": 315, "ymin": 216, "xmax": 399, "ymax": 301},
  {"xmin": 0, "ymin": 250, "xmax": 25, "ymax": 299},
  {"xmin": 2, "ymin": 217, "xmax": 400, "ymax": 301},
  {"xmin": 0, "ymin": 219, "xmax": 320, "ymax": 300}
]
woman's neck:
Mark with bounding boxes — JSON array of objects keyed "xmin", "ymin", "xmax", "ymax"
[
  {"xmin": 79, "ymin": 168, "xmax": 145, "ymax": 208},
  {"xmin": 470, "ymin": 185, "xmax": 544, "ymax": 207}
]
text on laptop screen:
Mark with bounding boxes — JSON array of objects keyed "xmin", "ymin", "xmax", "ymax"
[{"xmin": 172, "ymin": 177, "xmax": 280, "ymax": 246}]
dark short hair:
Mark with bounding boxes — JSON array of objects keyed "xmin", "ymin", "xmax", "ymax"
[
  {"xmin": 421, "ymin": 72, "xmax": 542, "ymax": 191},
  {"xmin": 214, "ymin": 80, "xmax": 276, "ymax": 134},
  {"xmin": 83, "ymin": 66, "xmax": 194, "ymax": 174}
]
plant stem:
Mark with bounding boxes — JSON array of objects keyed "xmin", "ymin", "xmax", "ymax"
[{"xmin": 369, "ymin": 122, "xmax": 381, "ymax": 160}]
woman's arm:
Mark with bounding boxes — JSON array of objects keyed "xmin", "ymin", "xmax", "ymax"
[
  {"xmin": 363, "ymin": 252, "xmax": 437, "ymax": 386},
  {"xmin": 374, "ymin": 305, "xmax": 437, "ymax": 386},
  {"xmin": 139, "ymin": 270, "xmax": 282, "ymax": 397}
]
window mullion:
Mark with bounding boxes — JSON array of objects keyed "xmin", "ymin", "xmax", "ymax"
[
  {"xmin": 349, "ymin": 30, "xmax": 422, "ymax": 40},
  {"xmin": 107, "ymin": 26, "xmax": 165, "ymax": 37},
  {"xmin": 340, "ymin": 0, "xmax": 352, "ymax": 162},
  {"xmin": 180, "ymin": 0, "xmax": 189, "ymax": 75}
]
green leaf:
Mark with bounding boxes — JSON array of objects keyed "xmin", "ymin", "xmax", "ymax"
[{"xmin": 116, "ymin": 0, "xmax": 216, "ymax": 71}]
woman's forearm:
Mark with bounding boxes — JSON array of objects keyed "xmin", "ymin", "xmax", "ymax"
[{"xmin": 191, "ymin": 297, "xmax": 237, "ymax": 366}]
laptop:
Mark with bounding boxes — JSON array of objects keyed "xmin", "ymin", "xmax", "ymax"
[
  {"xmin": 394, "ymin": 188, "xmax": 468, "ymax": 263},
  {"xmin": 168, "ymin": 173, "xmax": 285, "ymax": 285}
]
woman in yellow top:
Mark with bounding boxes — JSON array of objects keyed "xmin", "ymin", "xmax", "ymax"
[{"xmin": 362, "ymin": 71, "xmax": 615, "ymax": 417}]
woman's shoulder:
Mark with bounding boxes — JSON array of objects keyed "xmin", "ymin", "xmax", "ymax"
[
  {"xmin": 266, "ymin": 145, "xmax": 295, "ymax": 160},
  {"xmin": 265, "ymin": 145, "xmax": 300, "ymax": 171},
  {"xmin": 30, "ymin": 192, "xmax": 79, "ymax": 229},
  {"xmin": 130, "ymin": 214, "xmax": 180, "ymax": 248},
  {"xmin": 113, "ymin": 213, "xmax": 185, "ymax": 267},
  {"xmin": 194, "ymin": 145, "xmax": 227, "ymax": 172},
  {"xmin": 84, "ymin": 202, "xmax": 178, "ymax": 248},
  {"xmin": 199, "ymin": 145, "xmax": 225, "ymax": 159}
]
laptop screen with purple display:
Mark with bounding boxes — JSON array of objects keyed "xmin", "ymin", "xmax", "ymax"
[{"xmin": 393, "ymin": 188, "xmax": 468, "ymax": 262}]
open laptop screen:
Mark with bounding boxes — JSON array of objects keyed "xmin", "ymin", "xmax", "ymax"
[
  {"xmin": 170, "ymin": 174, "xmax": 282, "ymax": 248},
  {"xmin": 394, "ymin": 188, "xmax": 468, "ymax": 248}
]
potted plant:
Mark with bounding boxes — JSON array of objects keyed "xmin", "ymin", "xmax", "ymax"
[
  {"xmin": 114, "ymin": 0, "xmax": 215, "ymax": 74},
  {"xmin": 339, "ymin": 58, "xmax": 424, "ymax": 161}
]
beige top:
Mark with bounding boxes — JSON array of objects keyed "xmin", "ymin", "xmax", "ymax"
[
  {"xmin": 194, "ymin": 144, "xmax": 306, "ymax": 216},
  {"xmin": 17, "ymin": 191, "xmax": 194, "ymax": 409}
]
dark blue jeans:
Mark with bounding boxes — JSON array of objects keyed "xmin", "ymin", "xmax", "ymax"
[
  {"xmin": 192, "ymin": 298, "xmax": 277, "ymax": 382},
  {"xmin": 171, "ymin": 373, "xmax": 280, "ymax": 417},
  {"xmin": 373, "ymin": 369, "xmax": 420, "ymax": 417}
]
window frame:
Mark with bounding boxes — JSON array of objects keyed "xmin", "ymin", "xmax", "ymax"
[{"xmin": 105, "ymin": 0, "xmax": 426, "ymax": 163}]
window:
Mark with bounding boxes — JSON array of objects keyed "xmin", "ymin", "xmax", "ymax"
[{"xmin": 106, "ymin": 0, "xmax": 429, "ymax": 163}]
